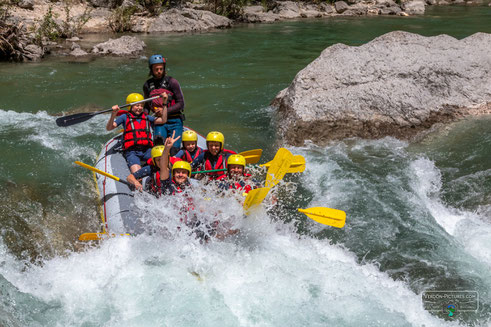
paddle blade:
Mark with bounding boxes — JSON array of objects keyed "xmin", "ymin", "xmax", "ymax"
[
  {"xmin": 243, "ymin": 187, "xmax": 271, "ymax": 213},
  {"xmin": 298, "ymin": 207, "xmax": 346, "ymax": 228},
  {"xmin": 239, "ymin": 149, "xmax": 263, "ymax": 164},
  {"xmin": 78, "ymin": 232, "xmax": 131, "ymax": 241},
  {"xmin": 56, "ymin": 112, "xmax": 94, "ymax": 127},
  {"xmin": 261, "ymin": 155, "xmax": 305, "ymax": 173},
  {"xmin": 79, "ymin": 233, "xmax": 105, "ymax": 241},
  {"xmin": 265, "ymin": 148, "xmax": 294, "ymax": 188}
]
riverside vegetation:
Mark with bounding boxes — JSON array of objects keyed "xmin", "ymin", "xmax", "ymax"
[{"xmin": 2, "ymin": 0, "xmax": 481, "ymax": 62}]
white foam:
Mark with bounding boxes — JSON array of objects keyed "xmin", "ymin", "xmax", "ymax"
[
  {"xmin": 0, "ymin": 225, "xmax": 451, "ymax": 326},
  {"xmin": 409, "ymin": 158, "xmax": 466, "ymax": 235},
  {"xmin": 0, "ymin": 109, "xmax": 111, "ymax": 159}
]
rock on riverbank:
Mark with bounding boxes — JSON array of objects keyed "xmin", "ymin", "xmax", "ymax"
[{"xmin": 272, "ymin": 31, "xmax": 491, "ymax": 145}]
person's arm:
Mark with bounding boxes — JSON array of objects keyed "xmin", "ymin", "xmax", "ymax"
[
  {"xmin": 127, "ymin": 174, "xmax": 143, "ymax": 191},
  {"xmin": 167, "ymin": 78, "xmax": 185, "ymax": 115},
  {"xmin": 106, "ymin": 105, "xmax": 120, "ymax": 131},
  {"xmin": 127, "ymin": 165, "xmax": 152, "ymax": 191},
  {"xmin": 174, "ymin": 149, "xmax": 185, "ymax": 159},
  {"xmin": 154, "ymin": 106, "xmax": 167, "ymax": 125},
  {"xmin": 159, "ymin": 131, "xmax": 181, "ymax": 181}
]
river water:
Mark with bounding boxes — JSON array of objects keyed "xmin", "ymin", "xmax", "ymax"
[{"xmin": 0, "ymin": 4, "xmax": 490, "ymax": 326}]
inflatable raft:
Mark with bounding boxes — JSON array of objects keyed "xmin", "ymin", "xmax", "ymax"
[{"xmin": 90, "ymin": 127, "xmax": 207, "ymax": 236}]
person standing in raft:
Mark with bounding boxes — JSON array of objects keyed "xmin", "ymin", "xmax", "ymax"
[
  {"xmin": 143, "ymin": 54, "xmax": 185, "ymax": 148},
  {"xmin": 174, "ymin": 130, "xmax": 204, "ymax": 167},
  {"xmin": 217, "ymin": 154, "xmax": 259, "ymax": 194},
  {"xmin": 193, "ymin": 131, "xmax": 237, "ymax": 181},
  {"xmin": 106, "ymin": 93, "xmax": 167, "ymax": 174}
]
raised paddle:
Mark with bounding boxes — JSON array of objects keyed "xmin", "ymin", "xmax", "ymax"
[
  {"xmin": 56, "ymin": 95, "xmax": 161, "ymax": 127},
  {"xmin": 243, "ymin": 187, "xmax": 271, "ymax": 214},
  {"xmin": 298, "ymin": 207, "xmax": 346, "ymax": 228},
  {"xmin": 265, "ymin": 148, "xmax": 294, "ymax": 188},
  {"xmin": 239, "ymin": 149, "xmax": 263, "ymax": 164},
  {"xmin": 74, "ymin": 161, "xmax": 134, "ymax": 189},
  {"xmin": 261, "ymin": 154, "xmax": 306, "ymax": 174}
]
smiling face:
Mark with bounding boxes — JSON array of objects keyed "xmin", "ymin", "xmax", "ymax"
[
  {"xmin": 207, "ymin": 141, "xmax": 221, "ymax": 156},
  {"xmin": 173, "ymin": 169, "xmax": 189, "ymax": 184},
  {"xmin": 228, "ymin": 164, "xmax": 244, "ymax": 179},
  {"xmin": 183, "ymin": 141, "xmax": 197, "ymax": 153},
  {"xmin": 151, "ymin": 63, "xmax": 165, "ymax": 79},
  {"xmin": 130, "ymin": 103, "xmax": 144, "ymax": 116}
]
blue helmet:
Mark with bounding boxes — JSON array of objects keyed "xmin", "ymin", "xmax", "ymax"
[{"xmin": 148, "ymin": 54, "xmax": 165, "ymax": 68}]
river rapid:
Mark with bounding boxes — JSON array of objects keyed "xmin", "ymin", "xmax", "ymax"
[{"xmin": 0, "ymin": 5, "xmax": 490, "ymax": 326}]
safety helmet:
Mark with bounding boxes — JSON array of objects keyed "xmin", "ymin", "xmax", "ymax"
[
  {"xmin": 172, "ymin": 161, "xmax": 192, "ymax": 178},
  {"xmin": 126, "ymin": 93, "xmax": 144, "ymax": 105},
  {"xmin": 148, "ymin": 54, "xmax": 166, "ymax": 68},
  {"xmin": 182, "ymin": 130, "xmax": 198, "ymax": 142},
  {"xmin": 151, "ymin": 145, "xmax": 165, "ymax": 165},
  {"xmin": 206, "ymin": 131, "xmax": 224, "ymax": 150},
  {"xmin": 227, "ymin": 154, "xmax": 246, "ymax": 168}
]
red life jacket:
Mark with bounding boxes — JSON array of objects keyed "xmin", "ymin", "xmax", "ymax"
[
  {"xmin": 183, "ymin": 147, "xmax": 203, "ymax": 163},
  {"xmin": 123, "ymin": 112, "xmax": 153, "ymax": 150},
  {"xmin": 224, "ymin": 173, "xmax": 253, "ymax": 194},
  {"xmin": 145, "ymin": 157, "xmax": 182, "ymax": 196},
  {"xmin": 203, "ymin": 149, "xmax": 237, "ymax": 180},
  {"xmin": 148, "ymin": 76, "xmax": 177, "ymax": 117}
]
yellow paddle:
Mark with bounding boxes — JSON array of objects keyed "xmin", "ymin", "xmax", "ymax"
[
  {"xmin": 75, "ymin": 161, "xmax": 134, "ymax": 189},
  {"xmin": 265, "ymin": 148, "xmax": 294, "ymax": 188},
  {"xmin": 261, "ymin": 155, "xmax": 306, "ymax": 174},
  {"xmin": 243, "ymin": 187, "xmax": 271, "ymax": 214},
  {"xmin": 79, "ymin": 233, "xmax": 131, "ymax": 241},
  {"xmin": 298, "ymin": 207, "xmax": 346, "ymax": 228},
  {"xmin": 239, "ymin": 149, "xmax": 263, "ymax": 164}
]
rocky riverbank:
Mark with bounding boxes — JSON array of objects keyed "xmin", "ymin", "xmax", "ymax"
[
  {"xmin": 2, "ymin": 0, "xmax": 487, "ymax": 61},
  {"xmin": 271, "ymin": 31, "xmax": 491, "ymax": 145}
]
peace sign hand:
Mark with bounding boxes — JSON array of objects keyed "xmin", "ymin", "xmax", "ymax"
[{"xmin": 164, "ymin": 130, "xmax": 181, "ymax": 149}]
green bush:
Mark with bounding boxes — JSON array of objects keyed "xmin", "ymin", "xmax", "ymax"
[
  {"xmin": 108, "ymin": 6, "xmax": 137, "ymax": 32},
  {"xmin": 59, "ymin": 0, "xmax": 92, "ymax": 38},
  {"xmin": 33, "ymin": 1, "xmax": 92, "ymax": 44},
  {"xmin": 206, "ymin": 0, "xmax": 248, "ymax": 19},
  {"xmin": 34, "ymin": 6, "xmax": 59, "ymax": 45},
  {"xmin": 139, "ymin": 0, "xmax": 165, "ymax": 16}
]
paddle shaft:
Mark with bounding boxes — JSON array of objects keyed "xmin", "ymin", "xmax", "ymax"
[
  {"xmin": 75, "ymin": 161, "xmax": 134, "ymax": 189},
  {"xmin": 191, "ymin": 168, "xmax": 226, "ymax": 175},
  {"xmin": 56, "ymin": 95, "xmax": 161, "ymax": 127}
]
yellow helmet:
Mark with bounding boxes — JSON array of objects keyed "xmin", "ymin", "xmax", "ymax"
[
  {"xmin": 182, "ymin": 130, "xmax": 198, "ymax": 142},
  {"xmin": 172, "ymin": 160, "xmax": 192, "ymax": 178},
  {"xmin": 151, "ymin": 145, "xmax": 165, "ymax": 165},
  {"xmin": 227, "ymin": 154, "xmax": 246, "ymax": 168},
  {"xmin": 206, "ymin": 131, "xmax": 224, "ymax": 150},
  {"xmin": 126, "ymin": 93, "xmax": 144, "ymax": 104}
]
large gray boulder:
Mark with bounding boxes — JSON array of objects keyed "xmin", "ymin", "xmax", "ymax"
[
  {"xmin": 92, "ymin": 36, "xmax": 145, "ymax": 55},
  {"xmin": 242, "ymin": 5, "xmax": 279, "ymax": 23},
  {"xmin": 132, "ymin": 8, "xmax": 231, "ymax": 33},
  {"xmin": 273, "ymin": 1, "xmax": 302, "ymax": 19},
  {"xmin": 402, "ymin": 0, "xmax": 426, "ymax": 14},
  {"xmin": 271, "ymin": 31, "xmax": 491, "ymax": 145}
]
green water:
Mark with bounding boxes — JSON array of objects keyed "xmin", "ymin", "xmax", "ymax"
[{"xmin": 0, "ymin": 4, "xmax": 490, "ymax": 325}]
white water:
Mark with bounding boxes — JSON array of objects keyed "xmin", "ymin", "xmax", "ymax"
[
  {"xmin": 1, "ymin": 110, "xmax": 490, "ymax": 325},
  {"xmin": 0, "ymin": 222, "xmax": 451, "ymax": 326}
]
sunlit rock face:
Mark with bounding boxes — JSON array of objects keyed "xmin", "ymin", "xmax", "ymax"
[{"xmin": 272, "ymin": 31, "xmax": 491, "ymax": 145}]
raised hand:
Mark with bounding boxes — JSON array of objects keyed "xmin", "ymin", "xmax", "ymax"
[{"xmin": 165, "ymin": 130, "xmax": 181, "ymax": 149}]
